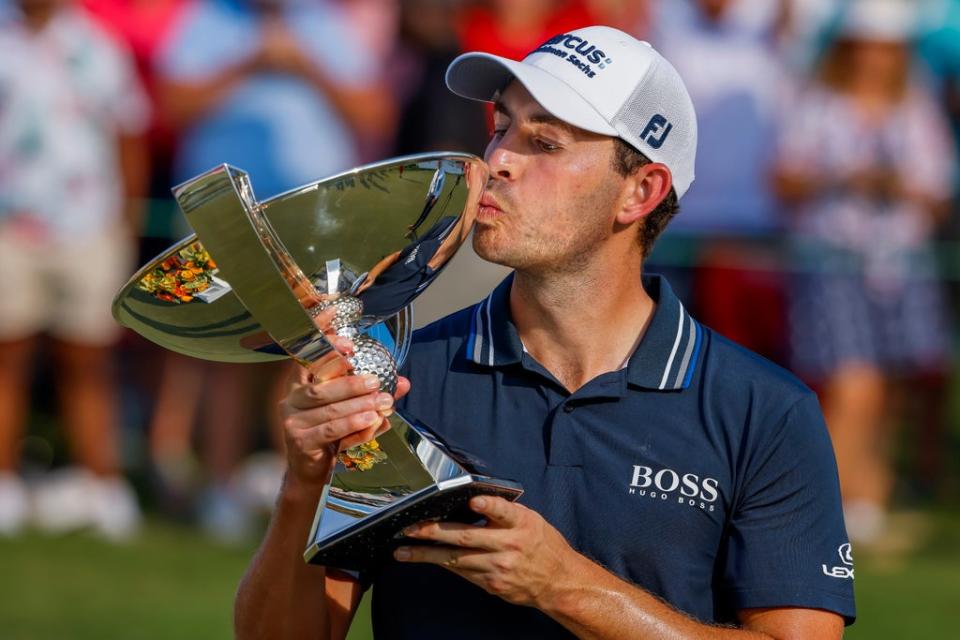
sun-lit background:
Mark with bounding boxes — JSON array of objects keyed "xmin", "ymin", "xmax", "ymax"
[{"xmin": 1, "ymin": 0, "xmax": 959, "ymax": 637}]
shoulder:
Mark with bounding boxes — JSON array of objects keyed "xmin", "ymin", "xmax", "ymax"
[
  {"xmin": 701, "ymin": 326, "xmax": 812, "ymax": 401},
  {"xmin": 695, "ymin": 332, "xmax": 843, "ymax": 516},
  {"xmin": 69, "ymin": 11, "xmax": 135, "ymax": 66},
  {"xmin": 397, "ymin": 303, "xmax": 479, "ymax": 406},
  {"xmin": 407, "ymin": 303, "xmax": 476, "ymax": 361},
  {"xmin": 697, "ymin": 327, "xmax": 827, "ymax": 453}
]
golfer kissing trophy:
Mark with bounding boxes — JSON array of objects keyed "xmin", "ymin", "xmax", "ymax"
[{"xmin": 113, "ymin": 153, "xmax": 523, "ymax": 571}]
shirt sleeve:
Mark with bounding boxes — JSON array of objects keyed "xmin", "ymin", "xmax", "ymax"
[
  {"xmin": 720, "ymin": 392, "xmax": 856, "ymax": 623},
  {"xmin": 99, "ymin": 39, "xmax": 150, "ymax": 135},
  {"xmin": 900, "ymin": 91, "xmax": 957, "ymax": 200},
  {"xmin": 80, "ymin": 15, "xmax": 150, "ymax": 134}
]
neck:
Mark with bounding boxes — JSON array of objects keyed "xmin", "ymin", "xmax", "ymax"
[{"xmin": 510, "ymin": 253, "xmax": 654, "ymax": 392}]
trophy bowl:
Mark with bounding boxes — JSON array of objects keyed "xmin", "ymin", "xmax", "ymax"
[{"xmin": 113, "ymin": 152, "xmax": 522, "ymax": 571}]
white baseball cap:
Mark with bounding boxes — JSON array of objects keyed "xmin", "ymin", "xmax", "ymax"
[
  {"xmin": 839, "ymin": 0, "xmax": 918, "ymax": 43},
  {"xmin": 445, "ymin": 25, "xmax": 698, "ymax": 198}
]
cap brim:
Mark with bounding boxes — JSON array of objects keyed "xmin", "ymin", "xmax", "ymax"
[{"xmin": 445, "ymin": 52, "xmax": 618, "ymax": 138}]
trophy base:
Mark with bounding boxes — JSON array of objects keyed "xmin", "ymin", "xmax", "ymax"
[{"xmin": 304, "ymin": 476, "xmax": 522, "ymax": 571}]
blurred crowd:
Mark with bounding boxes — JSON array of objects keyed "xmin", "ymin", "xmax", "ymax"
[{"xmin": 1, "ymin": 0, "xmax": 959, "ymax": 550}]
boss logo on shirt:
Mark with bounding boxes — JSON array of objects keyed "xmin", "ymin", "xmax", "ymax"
[
  {"xmin": 533, "ymin": 34, "xmax": 614, "ymax": 79},
  {"xmin": 628, "ymin": 465, "xmax": 719, "ymax": 512}
]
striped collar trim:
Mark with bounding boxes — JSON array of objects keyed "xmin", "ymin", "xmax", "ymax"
[
  {"xmin": 624, "ymin": 275, "xmax": 702, "ymax": 390},
  {"xmin": 465, "ymin": 273, "xmax": 702, "ymax": 391},
  {"xmin": 466, "ymin": 273, "xmax": 522, "ymax": 368}
]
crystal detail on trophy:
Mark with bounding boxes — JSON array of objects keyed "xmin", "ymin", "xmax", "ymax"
[
  {"xmin": 112, "ymin": 153, "xmax": 523, "ymax": 571},
  {"xmin": 319, "ymin": 294, "xmax": 398, "ymax": 397},
  {"xmin": 316, "ymin": 292, "xmax": 397, "ymax": 471}
]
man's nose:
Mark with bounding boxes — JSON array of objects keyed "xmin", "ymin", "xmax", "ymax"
[{"xmin": 484, "ymin": 135, "xmax": 519, "ymax": 181}]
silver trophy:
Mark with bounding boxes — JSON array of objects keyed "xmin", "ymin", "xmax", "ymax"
[{"xmin": 113, "ymin": 153, "xmax": 522, "ymax": 571}]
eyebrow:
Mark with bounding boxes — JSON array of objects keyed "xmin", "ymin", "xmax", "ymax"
[{"xmin": 492, "ymin": 100, "xmax": 578, "ymax": 136}]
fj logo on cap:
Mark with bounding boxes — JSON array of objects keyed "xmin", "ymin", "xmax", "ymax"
[{"xmin": 640, "ymin": 114, "xmax": 673, "ymax": 149}]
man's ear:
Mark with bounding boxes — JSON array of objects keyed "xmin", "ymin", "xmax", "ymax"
[{"xmin": 616, "ymin": 163, "xmax": 673, "ymax": 225}]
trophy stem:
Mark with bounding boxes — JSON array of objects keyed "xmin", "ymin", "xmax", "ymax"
[
  {"xmin": 314, "ymin": 293, "xmax": 398, "ymax": 473},
  {"xmin": 318, "ymin": 294, "xmax": 398, "ymax": 396}
]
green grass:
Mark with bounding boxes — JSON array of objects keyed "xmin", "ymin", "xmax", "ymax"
[
  {"xmin": 1, "ymin": 512, "xmax": 958, "ymax": 639},
  {"xmin": 845, "ymin": 510, "xmax": 960, "ymax": 638},
  {"xmin": 0, "ymin": 521, "xmax": 249, "ymax": 640}
]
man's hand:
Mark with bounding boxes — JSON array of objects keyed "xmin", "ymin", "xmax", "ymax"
[
  {"xmin": 393, "ymin": 496, "xmax": 577, "ymax": 609},
  {"xmin": 279, "ymin": 340, "xmax": 410, "ymax": 490}
]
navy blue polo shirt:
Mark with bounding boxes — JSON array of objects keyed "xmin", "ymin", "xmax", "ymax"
[{"xmin": 369, "ymin": 273, "xmax": 855, "ymax": 638}]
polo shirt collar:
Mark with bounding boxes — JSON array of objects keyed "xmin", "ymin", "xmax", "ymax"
[
  {"xmin": 465, "ymin": 273, "xmax": 702, "ymax": 391},
  {"xmin": 626, "ymin": 274, "xmax": 703, "ymax": 391},
  {"xmin": 466, "ymin": 273, "xmax": 523, "ymax": 368}
]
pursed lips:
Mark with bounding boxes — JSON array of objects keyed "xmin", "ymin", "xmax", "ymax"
[{"xmin": 478, "ymin": 193, "xmax": 505, "ymax": 219}]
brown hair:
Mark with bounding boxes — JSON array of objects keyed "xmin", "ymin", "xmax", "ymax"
[{"xmin": 611, "ymin": 138, "xmax": 679, "ymax": 257}]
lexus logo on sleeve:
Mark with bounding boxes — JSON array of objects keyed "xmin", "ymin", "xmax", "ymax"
[{"xmin": 822, "ymin": 543, "xmax": 855, "ymax": 579}]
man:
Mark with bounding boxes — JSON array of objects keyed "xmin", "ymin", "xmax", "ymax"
[
  {"xmin": 0, "ymin": 0, "xmax": 148, "ymax": 539},
  {"xmin": 235, "ymin": 26, "xmax": 855, "ymax": 639}
]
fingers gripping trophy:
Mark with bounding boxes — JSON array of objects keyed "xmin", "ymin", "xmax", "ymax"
[{"xmin": 113, "ymin": 154, "xmax": 522, "ymax": 570}]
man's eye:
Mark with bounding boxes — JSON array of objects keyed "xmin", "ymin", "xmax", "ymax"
[{"xmin": 537, "ymin": 139, "xmax": 560, "ymax": 152}]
